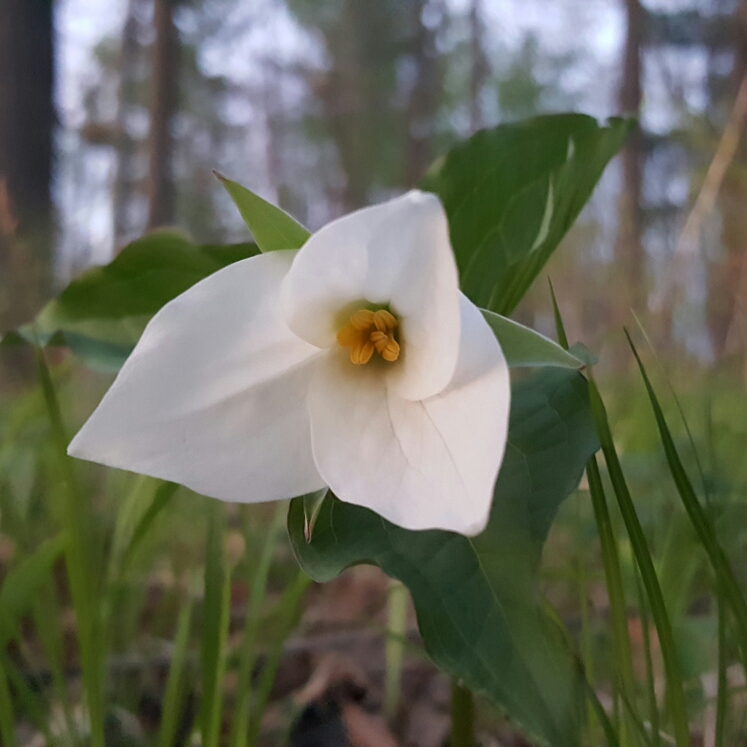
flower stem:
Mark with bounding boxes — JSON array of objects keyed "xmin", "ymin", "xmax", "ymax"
[
  {"xmin": 450, "ymin": 679, "xmax": 474, "ymax": 747},
  {"xmin": 384, "ymin": 579, "xmax": 408, "ymax": 719}
]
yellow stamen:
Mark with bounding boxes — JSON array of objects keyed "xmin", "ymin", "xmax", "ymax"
[
  {"xmin": 350, "ymin": 309, "xmax": 375, "ymax": 330},
  {"xmin": 337, "ymin": 308, "xmax": 401, "ymax": 365},
  {"xmin": 373, "ymin": 309, "xmax": 397, "ymax": 332}
]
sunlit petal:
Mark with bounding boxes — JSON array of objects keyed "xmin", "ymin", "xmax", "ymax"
[
  {"xmin": 281, "ymin": 190, "xmax": 461, "ymax": 400},
  {"xmin": 68, "ymin": 251, "xmax": 326, "ymax": 502},
  {"xmin": 307, "ymin": 295, "xmax": 509, "ymax": 535}
]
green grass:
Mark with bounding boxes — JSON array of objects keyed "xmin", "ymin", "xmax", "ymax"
[{"xmin": 0, "ymin": 308, "xmax": 746, "ymax": 745}]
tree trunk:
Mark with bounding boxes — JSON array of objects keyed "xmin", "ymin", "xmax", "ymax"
[
  {"xmin": 710, "ymin": 0, "xmax": 747, "ymax": 359},
  {"xmin": 404, "ymin": 0, "xmax": 443, "ymax": 186},
  {"xmin": 0, "ymin": 0, "xmax": 55, "ymax": 330},
  {"xmin": 146, "ymin": 0, "xmax": 179, "ymax": 230},
  {"xmin": 113, "ymin": 0, "xmax": 145, "ymax": 246},
  {"xmin": 469, "ymin": 0, "xmax": 488, "ymax": 133},
  {"xmin": 615, "ymin": 0, "xmax": 645, "ymax": 314}
]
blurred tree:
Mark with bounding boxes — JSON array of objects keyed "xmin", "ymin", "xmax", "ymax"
[
  {"xmin": 114, "ymin": 0, "xmax": 148, "ymax": 245},
  {"xmin": 710, "ymin": 0, "xmax": 747, "ymax": 359},
  {"xmin": 0, "ymin": 0, "xmax": 54, "ymax": 329},
  {"xmin": 616, "ymin": 0, "xmax": 645, "ymax": 313},
  {"xmin": 288, "ymin": 0, "xmax": 447, "ymax": 208},
  {"xmin": 469, "ymin": 0, "xmax": 488, "ymax": 133},
  {"xmin": 148, "ymin": 0, "xmax": 179, "ymax": 228},
  {"xmin": 80, "ymin": 0, "xmax": 241, "ymax": 247},
  {"xmin": 147, "ymin": 0, "xmax": 180, "ymax": 229},
  {"xmin": 404, "ymin": 0, "xmax": 446, "ymax": 186}
]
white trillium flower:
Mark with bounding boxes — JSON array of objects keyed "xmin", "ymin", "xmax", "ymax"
[{"xmin": 68, "ymin": 191, "xmax": 511, "ymax": 536}]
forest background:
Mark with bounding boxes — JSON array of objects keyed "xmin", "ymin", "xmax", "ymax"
[{"xmin": 3, "ymin": 1, "xmax": 747, "ymax": 745}]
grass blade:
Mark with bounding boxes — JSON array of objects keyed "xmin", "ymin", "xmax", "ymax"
[
  {"xmin": 34, "ymin": 343, "xmax": 105, "ymax": 747},
  {"xmin": 201, "ymin": 502, "xmax": 231, "ymax": 747},
  {"xmin": 715, "ymin": 582, "xmax": 728, "ymax": 747},
  {"xmin": 247, "ymin": 570, "xmax": 310, "ymax": 747},
  {"xmin": 627, "ymin": 331, "xmax": 747, "ymax": 669},
  {"xmin": 587, "ymin": 373, "xmax": 690, "ymax": 747},
  {"xmin": 33, "ymin": 584, "xmax": 77, "ymax": 743},
  {"xmin": 634, "ymin": 562, "xmax": 660, "ymax": 747},
  {"xmin": 2, "ymin": 653, "xmax": 51, "ymax": 741},
  {"xmin": 158, "ymin": 581, "xmax": 195, "ymax": 747},
  {"xmin": 587, "ymin": 457, "xmax": 636, "ymax": 696},
  {"xmin": 550, "ymin": 280, "xmax": 635, "ymax": 743},
  {"xmin": 229, "ymin": 503, "xmax": 286, "ymax": 747},
  {"xmin": 120, "ymin": 481, "xmax": 178, "ymax": 575},
  {"xmin": 620, "ymin": 686, "xmax": 654, "ymax": 747},
  {"xmin": 0, "ymin": 655, "xmax": 17, "ymax": 747},
  {"xmin": 586, "ymin": 681, "xmax": 621, "ymax": 747}
]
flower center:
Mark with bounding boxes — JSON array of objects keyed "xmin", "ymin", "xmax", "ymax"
[{"xmin": 336, "ymin": 308, "xmax": 401, "ymax": 365}]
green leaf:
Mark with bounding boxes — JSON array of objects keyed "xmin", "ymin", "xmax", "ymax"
[
  {"xmin": 422, "ymin": 114, "xmax": 632, "ymax": 314},
  {"xmin": 2, "ymin": 231, "xmax": 259, "ymax": 371},
  {"xmin": 481, "ymin": 309, "xmax": 584, "ymax": 369},
  {"xmin": 302, "ymin": 488, "xmax": 329, "ymax": 542},
  {"xmin": 216, "ymin": 173, "xmax": 311, "ymax": 252},
  {"xmin": 289, "ymin": 367, "xmax": 599, "ymax": 747}
]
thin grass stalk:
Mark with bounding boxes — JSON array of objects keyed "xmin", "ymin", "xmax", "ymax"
[
  {"xmin": 575, "ymin": 499, "xmax": 599, "ymax": 743},
  {"xmin": 2, "ymin": 653, "xmax": 51, "ymax": 741},
  {"xmin": 715, "ymin": 582, "xmax": 728, "ymax": 747},
  {"xmin": 229, "ymin": 503, "xmax": 287, "ymax": 747},
  {"xmin": 247, "ymin": 570, "xmax": 310, "ymax": 747},
  {"xmin": 630, "ymin": 314, "xmax": 710, "ymax": 506},
  {"xmin": 587, "ymin": 374, "xmax": 690, "ymax": 747},
  {"xmin": 33, "ymin": 343, "xmax": 105, "ymax": 747},
  {"xmin": 586, "ymin": 680, "xmax": 621, "ymax": 747},
  {"xmin": 200, "ymin": 503, "xmax": 231, "ymax": 747},
  {"xmin": 34, "ymin": 585, "xmax": 77, "ymax": 743},
  {"xmin": 627, "ymin": 332, "xmax": 747, "ymax": 670},
  {"xmin": 120, "ymin": 481, "xmax": 178, "ymax": 574},
  {"xmin": 550, "ymin": 281, "xmax": 635, "ymax": 744},
  {"xmin": 634, "ymin": 563, "xmax": 660, "ymax": 747},
  {"xmin": 158, "ymin": 581, "xmax": 195, "ymax": 747},
  {"xmin": 620, "ymin": 686, "xmax": 654, "ymax": 747}
]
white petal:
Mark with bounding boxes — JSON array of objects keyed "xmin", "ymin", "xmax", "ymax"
[
  {"xmin": 68, "ymin": 251, "xmax": 326, "ymax": 502},
  {"xmin": 307, "ymin": 295, "xmax": 510, "ymax": 535},
  {"xmin": 281, "ymin": 190, "xmax": 461, "ymax": 400}
]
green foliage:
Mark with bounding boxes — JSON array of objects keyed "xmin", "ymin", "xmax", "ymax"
[
  {"xmin": 588, "ymin": 376, "xmax": 691, "ymax": 747},
  {"xmin": 216, "ymin": 174, "xmax": 311, "ymax": 252},
  {"xmin": 2, "ymin": 231, "xmax": 258, "ymax": 371},
  {"xmin": 34, "ymin": 346, "xmax": 107, "ymax": 747},
  {"xmin": 0, "ymin": 533, "xmax": 65, "ymax": 643},
  {"xmin": 628, "ymin": 332, "xmax": 747, "ymax": 671},
  {"xmin": 0, "ymin": 108, "xmax": 650, "ymax": 745},
  {"xmin": 230, "ymin": 503, "xmax": 287, "ymax": 747},
  {"xmin": 157, "ymin": 586, "xmax": 195, "ymax": 747},
  {"xmin": 482, "ymin": 309, "xmax": 584, "ymax": 369},
  {"xmin": 421, "ymin": 114, "xmax": 632, "ymax": 314},
  {"xmin": 289, "ymin": 366, "xmax": 599, "ymax": 747},
  {"xmin": 201, "ymin": 503, "xmax": 231, "ymax": 747}
]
